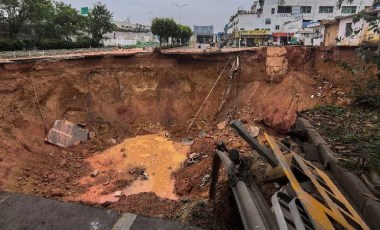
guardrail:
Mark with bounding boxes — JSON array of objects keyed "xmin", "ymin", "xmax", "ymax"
[{"xmin": 0, "ymin": 47, "xmax": 118, "ymax": 59}]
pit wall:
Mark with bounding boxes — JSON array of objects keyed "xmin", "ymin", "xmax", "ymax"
[{"xmin": 0, "ymin": 47, "xmax": 374, "ymax": 137}]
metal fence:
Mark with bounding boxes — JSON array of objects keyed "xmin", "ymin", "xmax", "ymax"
[{"xmin": 0, "ymin": 47, "xmax": 118, "ymax": 59}]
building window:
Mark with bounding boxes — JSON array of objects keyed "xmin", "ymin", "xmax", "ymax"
[
  {"xmin": 275, "ymin": 25, "xmax": 280, "ymax": 30},
  {"xmin": 265, "ymin": 18, "xmax": 271, "ymax": 25},
  {"xmin": 271, "ymin": 8, "xmax": 275, "ymax": 14},
  {"xmin": 319, "ymin": 6, "xmax": 334, "ymax": 13},
  {"xmin": 278, "ymin": 6, "xmax": 292, "ymax": 13},
  {"xmin": 341, "ymin": 6, "xmax": 357, "ymax": 14},
  {"xmin": 345, "ymin": 22, "xmax": 353, "ymax": 36},
  {"xmin": 300, "ymin": 6, "xmax": 312, "ymax": 13}
]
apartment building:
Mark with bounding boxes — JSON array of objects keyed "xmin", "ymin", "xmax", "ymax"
[{"xmin": 226, "ymin": 0, "xmax": 373, "ymax": 46}]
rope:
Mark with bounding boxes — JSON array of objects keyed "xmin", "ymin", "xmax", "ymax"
[{"xmin": 187, "ymin": 58, "xmax": 232, "ymax": 132}]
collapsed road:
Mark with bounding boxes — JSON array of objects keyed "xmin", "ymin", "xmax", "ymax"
[{"xmin": 0, "ymin": 46, "xmax": 379, "ymax": 229}]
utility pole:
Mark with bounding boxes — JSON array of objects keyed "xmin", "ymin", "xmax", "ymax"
[{"xmin": 171, "ymin": 2, "xmax": 190, "ymax": 24}]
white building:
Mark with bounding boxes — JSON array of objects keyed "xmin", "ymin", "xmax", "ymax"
[{"xmin": 226, "ymin": 0, "xmax": 373, "ymax": 46}]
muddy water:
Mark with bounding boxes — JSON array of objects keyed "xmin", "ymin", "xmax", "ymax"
[{"xmin": 76, "ymin": 133, "xmax": 189, "ymax": 203}]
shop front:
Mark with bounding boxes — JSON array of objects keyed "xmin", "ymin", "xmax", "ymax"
[
  {"xmin": 272, "ymin": 32, "xmax": 295, "ymax": 45},
  {"xmin": 235, "ymin": 29, "xmax": 271, "ymax": 47}
]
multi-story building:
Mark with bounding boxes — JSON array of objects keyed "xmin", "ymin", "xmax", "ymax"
[
  {"xmin": 226, "ymin": 0, "xmax": 373, "ymax": 46},
  {"xmin": 193, "ymin": 25, "xmax": 215, "ymax": 43}
]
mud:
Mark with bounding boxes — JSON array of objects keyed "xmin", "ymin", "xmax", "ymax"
[{"xmin": 0, "ymin": 47, "xmax": 375, "ymax": 229}]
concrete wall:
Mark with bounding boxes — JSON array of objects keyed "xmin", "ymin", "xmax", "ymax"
[
  {"xmin": 337, "ymin": 17, "xmax": 365, "ymax": 46},
  {"xmin": 103, "ymin": 31, "xmax": 155, "ymax": 46}
]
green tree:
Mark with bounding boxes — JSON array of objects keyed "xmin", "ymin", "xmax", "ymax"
[
  {"xmin": 151, "ymin": 18, "xmax": 177, "ymax": 46},
  {"xmin": 35, "ymin": 1, "xmax": 85, "ymax": 41},
  {"xmin": 0, "ymin": 0, "xmax": 50, "ymax": 38},
  {"xmin": 180, "ymin": 25, "xmax": 192, "ymax": 44},
  {"xmin": 86, "ymin": 3, "xmax": 113, "ymax": 45}
]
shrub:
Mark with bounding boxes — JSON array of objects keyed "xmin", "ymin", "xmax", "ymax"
[
  {"xmin": 37, "ymin": 38, "xmax": 100, "ymax": 50},
  {"xmin": 0, "ymin": 39, "xmax": 24, "ymax": 51},
  {"xmin": 352, "ymin": 77, "xmax": 380, "ymax": 111}
]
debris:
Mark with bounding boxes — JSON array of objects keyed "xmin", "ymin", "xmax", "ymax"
[
  {"xmin": 311, "ymin": 95, "xmax": 315, "ymax": 99},
  {"xmin": 181, "ymin": 138, "xmax": 194, "ymax": 146},
  {"xmin": 198, "ymin": 130, "xmax": 206, "ymax": 138},
  {"xmin": 141, "ymin": 172, "xmax": 149, "ymax": 180},
  {"xmin": 114, "ymin": 191, "xmax": 123, "ymax": 197},
  {"xmin": 45, "ymin": 120, "xmax": 89, "ymax": 148},
  {"xmin": 217, "ymin": 121, "xmax": 228, "ymax": 130},
  {"xmin": 249, "ymin": 125, "xmax": 260, "ymax": 138},
  {"xmin": 200, "ymin": 174, "xmax": 210, "ymax": 187},
  {"xmin": 88, "ymin": 132, "xmax": 96, "ymax": 139},
  {"xmin": 109, "ymin": 139, "xmax": 117, "ymax": 145},
  {"xmin": 91, "ymin": 170, "xmax": 99, "ymax": 177},
  {"xmin": 165, "ymin": 132, "xmax": 171, "ymax": 138}
]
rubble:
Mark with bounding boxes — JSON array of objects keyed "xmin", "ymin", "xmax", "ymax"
[
  {"xmin": 45, "ymin": 120, "xmax": 89, "ymax": 148},
  {"xmin": 90, "ymin": 170, "xmax": 99, "ymax": 177},
  {"xmin": 217, "ymin": 121, "xmax": 228, "ymax": 130}
]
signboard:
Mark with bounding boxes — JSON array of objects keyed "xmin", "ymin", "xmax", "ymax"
[
  {"xmin": 272, "ymin": 32, "xmax": 294, "ymax": 37},
  {"xmin": 236, "ymin": 29, "xmax": 271, "ymax": 37},
  {"xmin": 81, "ymin": 7, "xmax": 89, "ymax": 15}
]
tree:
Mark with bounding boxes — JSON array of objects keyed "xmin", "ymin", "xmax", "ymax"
[
  {"xmin": 0, "ymin": 0, "xmax": 50, "ymax": 38},
  {"xmin": 34, "ymin": 1, "xmax": 85, "ymax": 41},
  {"xmin": 151, "ymin": 18, "xmax": 177, "ymax": 46},
  {"xmin": 178, "ymin": 24, "xmax": 192, "ymax": 44},
  {"xmin": 86, "ymin": 3, "xmax": 113, "ymax": 45}
]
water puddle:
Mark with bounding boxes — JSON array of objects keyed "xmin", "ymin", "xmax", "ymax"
[{"xmin": 74, "ymin": 133, "xmax": 189, "ymax": 203}]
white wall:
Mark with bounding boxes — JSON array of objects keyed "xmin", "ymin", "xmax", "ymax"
[
  {"xmin": 337, "ymin": 17, "xmax": 365, "ymax": 46},
  {"xmin": 226, "ymin": 0, "xmax": 372, "ymax": 35}
]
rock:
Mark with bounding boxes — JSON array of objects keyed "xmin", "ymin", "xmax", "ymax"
[
  {"xmin": 198, "ymin": 130, "xmax": 206, "ymax": 138},
  {"xmin": 82, "ymin": 149, "xmax": 89, "ymax": 155},
  {"xmin": 114, "ymin": 191, "xmax": 123, "ymax": 197},
  {"xmin": 88, "ymin": 132, "xmax": 96, "ymax": 139},
  {"xmin": 91, "ymin": 170, "xmax": 99, "ymax": 177},
  {"xmin": 249, "ymin": 125, "xmax": 260, "ymax": 137},
  {"xmin": 141, "ymin": 172, "xmax": 149, "ymax": 180},
  {"xmin": 217, "ymin": 121, "xmax": 228, "ymax": 130},
  {"xmin": 181, "ymin": 138, "xmax": 194, "ymax": 146},
  {"xmin": 51, "ymin": 189, "xmax": 64, "ymax": 197},
  {"xmin": 109, "ymin": 139, "xmax": 117, "ymax": 145},
  {"xmin": 165, "ymin": 132, "xmax": 171, "ymax": 138}
]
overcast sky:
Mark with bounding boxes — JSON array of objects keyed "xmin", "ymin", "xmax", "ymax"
[{"xmin": 61, "ymin": 0, "xmax": 252, "ymax": 32}]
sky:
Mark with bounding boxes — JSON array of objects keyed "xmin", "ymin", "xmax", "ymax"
[{"xmin": 61, "ymin": 0, "xmax": 252, "ymax": 32}]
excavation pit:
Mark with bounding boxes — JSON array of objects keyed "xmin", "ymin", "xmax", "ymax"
[{"xmin": 0, "ymin": 47, "xmax": 372, "ymax": 229}]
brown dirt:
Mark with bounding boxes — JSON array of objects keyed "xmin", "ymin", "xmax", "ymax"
[{"xmin": 0, "ymin": 47, "xmax": 375, "ymax": 229}]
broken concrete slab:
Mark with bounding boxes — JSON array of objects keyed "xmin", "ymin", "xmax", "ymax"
[{"xmin": 46, "ymin": 120, "xmax": 89, "ymax": 148}]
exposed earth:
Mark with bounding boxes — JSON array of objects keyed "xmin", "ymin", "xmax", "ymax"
[{"xmin": 0, "ymin": 46, "xmax": 376, "ymax": 229}]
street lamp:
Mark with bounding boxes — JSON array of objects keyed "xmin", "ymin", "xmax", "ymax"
[{"xmin": 171, "ymin": 2, "xmax": 190, "ymax": 24}]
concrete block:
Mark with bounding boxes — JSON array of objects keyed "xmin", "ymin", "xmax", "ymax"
[
  {"xmin": 302, "ymin": 142, "xmax": 321, "ymax": 162},
  {"xmin": 318, "ymin": 144, "xmax": 337, "ymax": 169},
  {"xmin": 295, "ymin": 118, "xmax": 314, "ymax": 130},
  {"xmin": 332, "ymin": 166, "xmax": 373, "ymax": 211},
  {"xmin": 306, "ymin": 128, "xmax": 328, "ymax": 146},
  {"xmin": 362, "ymin": 199, "xmax": 380, "ymax": 230}
]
